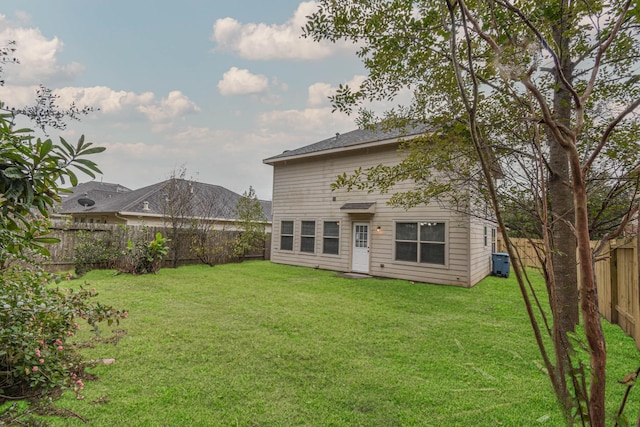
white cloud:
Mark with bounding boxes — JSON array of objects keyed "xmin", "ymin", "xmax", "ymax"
[
  {"xmin": 0, "ymin": 84, "xmax": 38, "ymax": 107},
  {"xmin": 0, "ymin": 14, "xmax": 83, "ymax": 85},
  {"xmin": 307, "ymin": 75, "xmax": 367, "ymax": 107},
  {"xmin": 307, "ymin": 82, "xmax": 334, "ymax": 107},
  {"xmin": 137, "ymin": 90, "xmax": 200, "ymax": 123},
  {"xmin": 217, "ymin": 67, "xmax": 269, "ymax": 96},
  {"xmin": 211, "ymin": 2, "xmax": 345, "ymax": 60},
  {"xmin": 55, "ymin": 86, "xmax": 154, "ymax": 114},
  {"xmin": 51, "ymin": 87, "xmax": 200, "ymax": 133},
  {"xmin": 259, "ymin": 107, "xmax": 355, "ymax": 136},
  {"xmin": 14, "ymin": 11, "xmax": 32, "ymax": 26}
]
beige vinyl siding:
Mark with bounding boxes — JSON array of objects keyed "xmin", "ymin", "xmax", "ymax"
[
  {"xmin": 468, "ymin": 218, "xmax": 495, "ymax": 286},
  {"xmin": 270, "ymin": 146, "xmax": 398, "ymax": 273},
  {"xmin": 269, "ymin": 143, "xmax": 483, "ymax": 287}
]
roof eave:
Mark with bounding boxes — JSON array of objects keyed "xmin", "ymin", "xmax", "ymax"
[{"xmin": 263, "ymin": 137, "xmax": 405, "ymax": 165}]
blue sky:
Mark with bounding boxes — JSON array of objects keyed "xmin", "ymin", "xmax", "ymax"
[{"xmin": 0, "ymin": 1, "xmax": 373, "ymax": 199}]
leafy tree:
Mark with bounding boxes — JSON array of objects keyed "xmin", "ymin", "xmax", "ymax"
[
  {"xmin": 160, "ymin": 167, "xmax": 198, "ymax": 268},
  {"xmin": 0, "ymin": 42, "xmax": 102, "ymax": 265},
  {"xmin": 305, "ymin": 1, "xmax": 640, "ymax": 424},
  {"xmin": 233, "ymin": 186, "xmax": 267, "ymax": 259},
  {"xmin": 0, "ymin": 42, "xmax": 125, "ymax": 422},
  {"xmin": 0, "ymin": 117, "xmax": 105, "ymax": 266},
  {"xmin": 190, "ymin": 186, "xmax": 238, "ymax": 267}
]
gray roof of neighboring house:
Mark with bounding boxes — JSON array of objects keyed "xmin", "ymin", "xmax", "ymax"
[
  {"xmin": 59, "ymin": 179, "xmax": 272, "ymax": 222},
  {"xmin": 263, "ymin": 123, "xmax": 430, "ymax": 164},
  {"xmin": 57, "ymin": 181, "xmax": 132, "ymax": 211}
]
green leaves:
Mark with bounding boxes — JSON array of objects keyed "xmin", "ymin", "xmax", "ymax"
[
  {"xmin": 0, "ymin": 114, "xmax": 105, "ymax": 263},
  {"xmin": 233, "ymin": 186, "xmax": 267, "ymax": 258},
  {"xmin": 0, "ymin": 263, "xmax": 128, "ymax": 402}
]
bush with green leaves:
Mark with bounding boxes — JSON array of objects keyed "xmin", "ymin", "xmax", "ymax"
[
  {"xmin": 0, "ymin": 116, "xmax": 105, "ymax": 266},
  {"xmin": 0, "ymin": 262, "xmax": 127, "ymax": 402},
  {"xmin": 117, "ymin": 231, "xmax": 169, "ymax": 275},
  {"xmin": 191, "ymin": 229, "xmax": 238, "ymax": 266},
  {"xmin": 0, "ymin": 52, "xmax": 127, "ymax": 424},
  {"xmin": 233, "ymin": 186, "xmax": 267, "ymax": 259},
  {"xmin": 73, "ymin": 230, "xmax": 121, "ymax": 276}
]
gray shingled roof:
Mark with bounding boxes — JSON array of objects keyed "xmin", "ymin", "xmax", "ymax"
[
  {"xmin": 57, "ymin": 181, "xmax": 131, "ymax": 212},
  {"xmin": 263, "ymin": 123, "xmax": 430, "ymax": 164},
  {"xmin": 60, "ymin": 179, "xmax": 272, "ymax": 222}
]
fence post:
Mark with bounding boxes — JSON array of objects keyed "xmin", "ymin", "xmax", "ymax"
[
  {"xmin": 635, "ymin": 236, "xmax": 640, "ymax": 349},
  {"xmin": 609, "ymin": 241, "xmax": 619, "ymax": 325}
]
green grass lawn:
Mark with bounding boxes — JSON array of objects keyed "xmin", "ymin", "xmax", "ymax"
[{"xmin": 45, "ymin": 261, "xmax": 639, "ymax": 426}]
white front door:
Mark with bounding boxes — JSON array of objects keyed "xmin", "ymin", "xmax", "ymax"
[{"xmin": 352, "ymin": 222, "xmax": 370, "ymax": 273}]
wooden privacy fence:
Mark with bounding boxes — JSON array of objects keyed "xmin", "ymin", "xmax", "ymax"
[
  {"xmin": 504, "ymin": 237, "xmax": 640, "ymax": 348},
  {"xmin": 595, "ymin": 239, "xmax": 639, "ymax": 346},
  {"xmin": 45, "ymin": 221, "xmax": 271, "ymax": 272}
]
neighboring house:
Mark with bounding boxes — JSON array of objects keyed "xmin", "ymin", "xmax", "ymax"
[
  {"xmin": 57, "ymin": 179, "xmax": 272, "ymax": 232},
  {"xmin": 263, "ymin": 125, "xmax": 496, "ymax": 287}
]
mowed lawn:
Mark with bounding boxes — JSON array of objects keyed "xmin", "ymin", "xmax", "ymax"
[{"xmin": 47, "ymin": 261, "xmax": 639, "ymax": 426}]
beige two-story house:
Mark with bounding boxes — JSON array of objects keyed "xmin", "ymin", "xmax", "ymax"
[{"xmin": 263, "ymin": 125, "xmax": 496, "ymax": 287}]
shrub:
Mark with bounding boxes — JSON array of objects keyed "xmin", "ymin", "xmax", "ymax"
[
  {"xmin": 72, "ymin": 230, "xmax": 121, "ymax": 276},
  {"xmin": 0, "ymin": 262, "xmax": 127, "ymax": 404},
  {"xmin": 191, "ymin": 230, "xmax": 238, "ymax": 266},
  {"xmin": 233, "ymin": 186, "xmax": 267, "ymax": 259},
  {"xmin": 117, "ymin": 231, "xmax": 169, "ymax": 275}
]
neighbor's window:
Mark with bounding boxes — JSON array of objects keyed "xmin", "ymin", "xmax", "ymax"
[
  {"xmin": 280, "ymin": 220, "xmax": 294, "ymax": 251},
  {"xmin": 395, "ymin": 221, "xmax": 446, "ymax": 265},
  {"xmin": 484, "ymin": 226, "xmax": 488, "ymax": 246},
  {"xmin": 300, "ymin": 220, "xmax": 316, "ymax": 253},
  {"xmin": 323, "ymin": 221, "xmax": 340, "ymax": 255}
]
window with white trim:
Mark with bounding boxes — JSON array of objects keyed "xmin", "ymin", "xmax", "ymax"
[
  {"xmin": 300, "ymin": 220, "xmax": 316, "ymax": 253},
  {"xmin": 491, "ymin": 228, "xmax": 497, "ymax": 253},
  {"xmin": 323, "ymin": 221, "xmax": 340, "ymax": 255},
  {"xmin": 395, "ymin": 221, "xmax": 446, "ymax": 265},
  {"xmin": 280, "ymin": 220, "xmax": 293, "ymax": 251}
]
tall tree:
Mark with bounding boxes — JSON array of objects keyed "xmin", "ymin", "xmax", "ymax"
[
  {"xmin": 160, "ymin": 166, "xmax": 198, "ymax": 268},
  {"xmin": 0, "ymin": 42, "xmax": 102, "ymax": 264},
  {"xmin": 0, "ymin": 42, "xmax": 127, "ymax": 418},
  {"xmin": 305, "ymin": 1, "xmax": 640, "ymax": 424},
  {"xmin": 233, "ymin": 186, "xmax": 267, "ymax": 259}
]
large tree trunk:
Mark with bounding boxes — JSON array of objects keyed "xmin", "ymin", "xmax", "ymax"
[
  {"xmin": 548, "ymin": 138, "xmax": 579, "ymax": 328},
  {"xmin": 546, "ymin": 9, "xmax": 580, "ymax": 418},
  {"xmin": 549, "ymin": 7, "xmax": 580, "ymax": 335}
]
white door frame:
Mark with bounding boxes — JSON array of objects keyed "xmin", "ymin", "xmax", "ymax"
[{"xmin": 352, "ymin": 222, "xmax": 370, "ymax": 274}]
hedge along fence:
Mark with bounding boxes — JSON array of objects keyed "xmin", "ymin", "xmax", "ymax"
[{"xmin": 45, "ymin": 220, "xmax": 271, "ymax": 273}]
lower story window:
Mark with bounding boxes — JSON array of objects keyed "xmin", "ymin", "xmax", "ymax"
[
  {"xmin": 300, "ymin": 220, "xmax": 316, "ymax": 253},
  {"xmin": 280, "ymin": 220, "xmax": 293, "ymax": 251},
  {"xmin": 323, "ymin": 221, "xmax": 340, "ymax": 255},
  {"xmin": 395, "ymin": 221, "xmax": 446, "ymax": 265}
]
